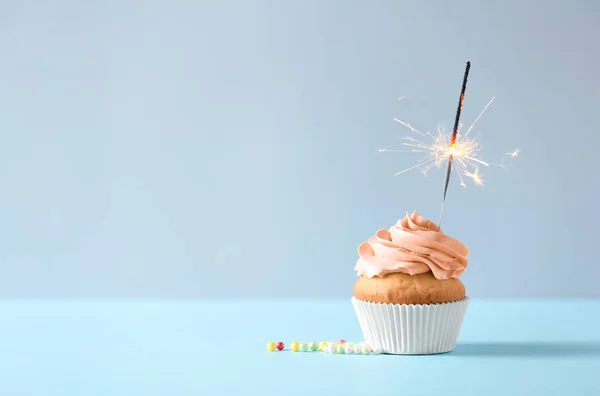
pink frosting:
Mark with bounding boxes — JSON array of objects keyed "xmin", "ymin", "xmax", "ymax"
[{"xmin": 354, "ymin": 211, "xmax": 469, "ymax": 280}]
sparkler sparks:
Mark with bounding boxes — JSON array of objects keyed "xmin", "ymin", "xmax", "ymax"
[
  {"xmin": 380, "ymin": 98, "xmax": 493, "ymax": 185},
  {"xmin": 380, "ymin": 96, "xmax": 518, "ymax": 188},
  {"xmin": 506, "ymin": 148, "xmax": 520, "ymax": 157},
  {"xmin": 464, "ymin": 167, "xmax": 484, "ymax": 186},
  {"xmin": 380, "ymin": 62, "xmax": 519, "ymax": 230}
]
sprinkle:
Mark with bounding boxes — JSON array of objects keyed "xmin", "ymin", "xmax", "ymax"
[
  {"xmin": 290, "ymin": 341, "xmax": 300, "ymax": 352},
  {"xmin": 269, "ymin": 339, "xmax": 379, "ymax": 355}
]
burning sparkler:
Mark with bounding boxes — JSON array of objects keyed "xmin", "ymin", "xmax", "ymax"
[{"xmin": 379, "ymin": 62, "xmax": 519, "ymax": 228}]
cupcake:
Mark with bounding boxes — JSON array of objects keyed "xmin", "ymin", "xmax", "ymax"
[{"xmin": 351, "ymin": 211, "xmax": 469, "ymax": 355}]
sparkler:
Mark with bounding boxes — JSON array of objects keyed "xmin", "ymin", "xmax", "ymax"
[
  {"xmin": 439, "ymin": 61, "xmax": 471, "ymax": 228},
  {"xmin": 379, "ymin": 62, "xmax": 519, "ymax": 229}
]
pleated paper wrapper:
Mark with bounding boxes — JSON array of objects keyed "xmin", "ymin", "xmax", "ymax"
[{"xmin": 351, "ymin": 297, "xmax": 469, "ymax": 355}]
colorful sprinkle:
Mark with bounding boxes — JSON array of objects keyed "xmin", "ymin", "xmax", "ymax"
[
  {"xmin": 268, "ymin": 339, "xmax": 380, "ymax": 355},
  {"xmin": 290, "ymin": 341, "xmax": 300, "ymax": 352}
]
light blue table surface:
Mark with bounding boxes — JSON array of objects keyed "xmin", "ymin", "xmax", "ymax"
[{"xmin": 1, "ymin": 299, "xmax": 599, "ymax": 396}]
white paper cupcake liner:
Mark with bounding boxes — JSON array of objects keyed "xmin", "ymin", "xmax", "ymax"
[{"xmin": 351, "ymin": 296, "xmax": 469, "ymax": 355}]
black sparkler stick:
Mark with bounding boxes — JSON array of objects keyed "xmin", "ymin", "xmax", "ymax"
[{"xmin": 438, "ymin": 61, "xmax": 471, "ymax": 230}]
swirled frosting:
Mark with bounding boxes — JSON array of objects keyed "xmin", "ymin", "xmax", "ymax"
[{"xmin": 354, "ymin": 211, "xmax": 469, "ymax": 280}]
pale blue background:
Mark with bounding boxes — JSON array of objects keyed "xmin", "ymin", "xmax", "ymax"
[
  {"xmin": 1, "ymin": 299, "xmax": 599, "ymax": 395},
  {"xmin": 0, "ymin": 0, "xmax": 598, "ymax": 298}
]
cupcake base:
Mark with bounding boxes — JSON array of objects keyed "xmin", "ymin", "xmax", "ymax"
[{"xmin": 351, "ymin": 296, "xmax": 469, "ymax": 355}]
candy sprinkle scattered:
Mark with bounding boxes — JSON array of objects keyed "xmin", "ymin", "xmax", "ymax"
[
  {"xmin": 290, "ymin": 341, "xmax": 300, "ymax": 352},
  {"xmin": 268, "ymin": 340, "xmax": 378, "ymax": 355}
]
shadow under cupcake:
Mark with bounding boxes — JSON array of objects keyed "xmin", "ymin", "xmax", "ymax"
[{"xmin": 351, "ymin": 211, "xmax": 470, "ymax": 355}]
